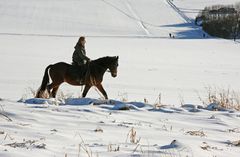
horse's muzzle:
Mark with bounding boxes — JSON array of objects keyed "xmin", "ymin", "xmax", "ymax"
[{"xmin": 111, "ymin": 72, "xmax": 117, "ymax": 77}]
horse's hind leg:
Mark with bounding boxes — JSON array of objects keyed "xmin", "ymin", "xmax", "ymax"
[
  {"xmin": 47, "ymin": 84, "xmax": 52, "ymax": 94},
  {"xmin": 47, "ymin": 82, "xmax": 62, "ymax": 98},
  {"xmin": 51, "ymin": 86, "xmax": 60, "ymax": 98}
]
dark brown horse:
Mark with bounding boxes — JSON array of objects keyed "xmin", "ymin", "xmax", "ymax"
[{"xmin": 36, "ymin": 56, "xmax": 119, "ymax": 99}]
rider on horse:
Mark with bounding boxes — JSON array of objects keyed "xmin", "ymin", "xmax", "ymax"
[
  {"xmin": 36, "ymin": 36, "xmax": 119, "ymax": 99},
  {"xmin": 72, "ymin": 36, "xmax": 91, "ymax": 66}
]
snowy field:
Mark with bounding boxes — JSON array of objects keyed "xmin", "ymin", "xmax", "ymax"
[{"xmin": 0, "ymin": 0, "xmax": 240, "ymax": 157}]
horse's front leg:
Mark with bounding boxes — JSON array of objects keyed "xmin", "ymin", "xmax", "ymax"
[
  {"xmin": 96, "ymin": 84, "xmax": 108, "ymax": 99},
  {"xmin": 82, "ymin": 85, "xmax": 91, "ymax": 98}
]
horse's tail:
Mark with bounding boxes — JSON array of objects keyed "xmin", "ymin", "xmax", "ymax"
[{"xmin": 35, "ymin": 64, "xmax": 52, "ymax": 98}]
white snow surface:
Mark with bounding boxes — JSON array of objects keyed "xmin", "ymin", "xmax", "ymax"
[
  {"xmin": 1, "ymin": 98, "xmax": 240, "ymax": 157},
  {"xmin": 0, "ymin": 0, "xmax": 240, "ymax": 157}
]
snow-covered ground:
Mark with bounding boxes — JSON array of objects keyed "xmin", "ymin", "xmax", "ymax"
[
  {"xmin": 0, "ymin": 36, "xmax": 239, "ymax": 105},
  {"xmin": 1, "ymin": 98, "xmax": 240, "ymax": 157},
  {"xmin": 0, "ymin": 0, "xmax": 240, "ymax": 157}
]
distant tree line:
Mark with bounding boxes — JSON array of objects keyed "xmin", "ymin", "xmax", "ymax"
[{"xmin": 196, "ymin": 3, "xmax": 240, "ymax": 40}]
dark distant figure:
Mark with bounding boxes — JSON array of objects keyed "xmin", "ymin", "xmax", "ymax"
[
  {"xmin": 169, "ymin": 33, "xmax": 172, "ymax": 38},
  {"xmin": 203, "ymin": 33, "xmax": 206, "ymax": 38}
]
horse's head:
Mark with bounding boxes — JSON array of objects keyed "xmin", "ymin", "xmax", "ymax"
[{"xmin": 108, "ymin": 56, "xmax": 119, "ymax": 77}]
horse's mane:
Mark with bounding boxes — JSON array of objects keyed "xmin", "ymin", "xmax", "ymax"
[{"xmin": 93, "ymin": 56, "xmax": 116, "ymax": 65}]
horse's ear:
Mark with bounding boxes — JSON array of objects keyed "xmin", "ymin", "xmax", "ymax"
[{"xmin": 116, "ymin": 56, "xmax": 119, "ymax": 60}]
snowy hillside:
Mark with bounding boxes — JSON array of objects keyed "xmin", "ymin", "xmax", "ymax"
[
  {"xmin": 0, "ymin": 0, "xmax": 240, "ymax": 157},
  {"xmin": 0, "ymin": 0, "xmax": 185, "ymax": 37},
  {"xmin": 1, "ymin": 0, "xmax": 239, "ymax": 38}
]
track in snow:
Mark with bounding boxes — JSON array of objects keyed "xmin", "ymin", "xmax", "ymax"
[
  {"xmin": 124, "ymin": 0, "xmax": 151, "ymax": 36},
  {"xmin": 166, "ymin": 0, "xmax": 193, "ymax": 24}
]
